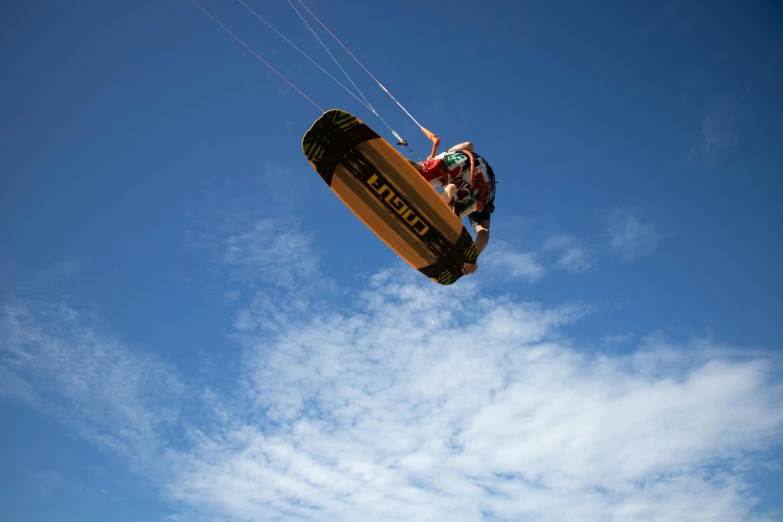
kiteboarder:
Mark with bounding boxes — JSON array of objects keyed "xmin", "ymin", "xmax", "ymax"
[{"xmin": 407, "ymin": 142, "xmax": 496, "ymax": 275}]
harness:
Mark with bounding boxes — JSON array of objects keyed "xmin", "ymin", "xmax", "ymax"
[{"xmin": 455, "ymin": 150, "xmax": 495, "ymax": 213}]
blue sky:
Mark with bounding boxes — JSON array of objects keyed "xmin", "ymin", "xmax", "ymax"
[{"xmin": 1, "ymin": 0, "xmax": 782, "ymax": 520}]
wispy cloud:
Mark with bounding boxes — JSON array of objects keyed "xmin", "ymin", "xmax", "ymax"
[
  {"xmin": 221, "ymin": 217, "xmax": 318, "ymax": 288},
  {"xmin": 187, "ymin": 209, "xmax": 324, "ymax": 292},
  {"xmin": 186, "ymin": 209, "xmax": 339, "ymax": 339},
  {"xmin": 165, "ymin": 272, "xmax": 781, "ymax": 521},
  {"xmin": 543, "ymin": 235, "xmax": 594, "ymax": 273},
  {"xmin": 2, "ymin": 225, "xmax": 782, "ymax": 521},
  {"xmin": 0, "ymin": 300, "xmax": 188, "ymax": 464},
  {"xmin": 604, "ymin": 207, "xmax": 663, "ymax": 262},
  {"xmin": 601, "ymin": 332, "xmax": 636, "ymax": 346},
  {"xmin": 22, "ymin": 469, "xmax": 125, "ymax": 504},
  {"xmin": 690, "ymin": 88, "xmax": 741, "ymax": 170},
  {"xmin": 465, "ymin": 42, "xmax": 476, "ymax": 61},
  {"xmin": 688, "ymin": 79, "xmax": 765, "ymax": 172},
  {"xmin": 483, "ymin": 241, "xmax": 547, "ymax": 282}
]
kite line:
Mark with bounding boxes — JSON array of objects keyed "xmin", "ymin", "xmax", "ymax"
[
  {"xmin": 190, "ymin": 0, "xmax": 442, "ymax": 160},
  {"xmin": 190, "ymin": 0, "xmax": 322, "ymax": 112}
]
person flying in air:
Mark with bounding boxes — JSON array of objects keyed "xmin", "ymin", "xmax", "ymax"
[{"xmin": 407, "ymin": 141, "xmax": 496, "ymax": 276}]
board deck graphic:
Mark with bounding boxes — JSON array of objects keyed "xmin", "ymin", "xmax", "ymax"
[{"xmin": 302, "ymin": 109, "xmax": 478, "ymax": 285}]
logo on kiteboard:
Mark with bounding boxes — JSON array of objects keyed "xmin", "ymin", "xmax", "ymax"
[{"xmin": 366, "ymin": 173, "xmax": 430, "ymax": 237}]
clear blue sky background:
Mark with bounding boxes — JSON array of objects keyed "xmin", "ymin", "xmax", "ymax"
[{"xmin": 2, "ymin": 1, "xmax": 782, "ymax": 521}]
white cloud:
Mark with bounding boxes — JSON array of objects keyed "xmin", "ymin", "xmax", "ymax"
[
  {"xmin": 605, "ymin": 208, "xmax": 663, "ymax": 262},
  {"xmin": 601, "ymin": 332, "xmax": 635, "ymax": 345},
  {"xmin": 483, "ymin": 241, "xmax": 547, "ymax": 282},
  {"xmin": 186, "ymin": 206, "xmax": 333, "ymax": 297},
  {"xmin": 221, "ymin": 217, "xmax": 319, "ymax": 288},
  {"xmin": 2, "ymin": 232, "xmax": 782, "ymax": 521},
  {"xmin": 0, "ymin": 300, "xmax": 188, "ymax": 465},
  {"xmin": 544, "ymin": 235, "xmax": 594, "ymax": 273},
  {"xmin": 223, "ymin": 289, "xmax": 242, "ymax": 304},
  {"xmin": 689, "ymin": 87, "xmax": 747, "ymax": 170},
  {"xmin": 156, "ymin": 274, "xmax": 782, "ymax": 521}
]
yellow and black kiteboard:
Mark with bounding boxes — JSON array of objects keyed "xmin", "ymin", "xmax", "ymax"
[{"xmin": 302, "ymin": 109, "xmax": 478, "ymax": 285}]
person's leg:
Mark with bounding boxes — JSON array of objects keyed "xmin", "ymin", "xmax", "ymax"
[
  {"xmin": 441, "ymin": 183, "xmax": 457, "ymax": 206},
  {"xmin": 462, "ymin": 218, "xmax": 490, "ymax": 275},
  {"xmin": 473, "ymin": 218, "xmax": 490, "ymax": 256},
  {"xmin": 413, "ymin": 158, "xmax": 448, "ymax": 189}
]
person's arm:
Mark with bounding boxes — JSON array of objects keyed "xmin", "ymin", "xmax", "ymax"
[{"xmin": 448, "ymin": 141, "xmax": 473, "ymax": 152}]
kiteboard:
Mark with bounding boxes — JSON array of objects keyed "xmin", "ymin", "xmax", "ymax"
[{"xmin": 302, "ymin": 109, "xmax": 478, "ymax": 285}]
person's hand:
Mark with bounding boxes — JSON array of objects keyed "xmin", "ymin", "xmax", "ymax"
[{"xmin": 462, "ymin": 260, "xmax": 478, "ymax": 275}]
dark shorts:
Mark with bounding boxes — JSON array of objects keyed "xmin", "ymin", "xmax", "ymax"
[{"xmin": 468, "ymin": 199, "xmax": 494, "ymax": 231}]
